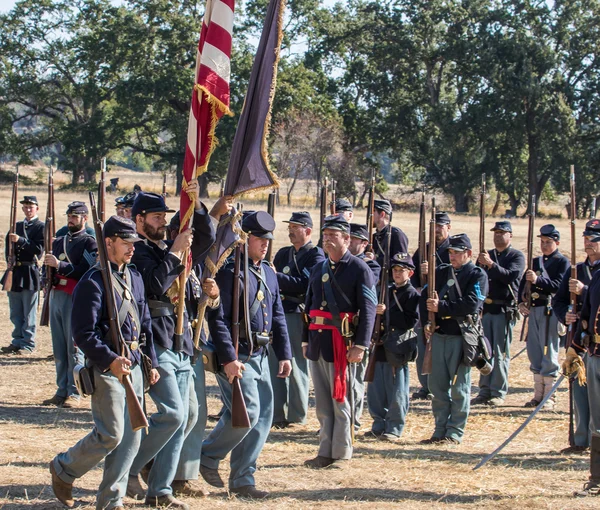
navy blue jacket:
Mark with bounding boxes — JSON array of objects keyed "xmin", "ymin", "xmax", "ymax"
[
  {"xmin": 411, "ymin": 237, "xmax": 451, "ymax": 288},
  {"xmin": 553, "ymin": 259, "xmax": 600, "ymax": 324},
  {"xmin": 131, "ymin": 208, "xmax": 216, "ymax": 357},
  {"xmin": 305, "ymin": 249, "xmax": 377, "ymax": 362},
  {"xmin": 479, "ymin": 246, "xmax": 525, "ymax": 315},
  {"xmin": 573, "ymin": 270, "xmax": 600, "ymax": 357},
  {"xmin": 357, "ymin": 252, "xmax": 381, "ymax": 282},
  {"xmin": 518, "ymin": 250, "xmax": 569, "ymax": 307},
  {"xmin": 71, "ymin": 264, "xmax": 157, "ymax": 371},
  {"xmin": 274, "ymin": 241, "xmax": 325, "ymax": 314},
  {"xmin": 373, "ymin": 224, "xmax": 409, "ymax": 281},
  {"xmin": 420, "ymin": 261, "xmax": 488, "ymax": 336},
  {"xmin": 213, "ymin": 258, "xmax": 292, "ymax": 364},
  {"xmin": 55, "ymin": 225, "xmax": 96, "ymax": 238},
  {"xmin": 374, "ymin": 282, "xmax": 419, "ymax": 363},
  {"xmin": 1, "ymin": 218, "xmax": 44, "ymax": 291},
  {"xmin": 52, "ymin": 228, "xmax": 98, "ymax": 282}
]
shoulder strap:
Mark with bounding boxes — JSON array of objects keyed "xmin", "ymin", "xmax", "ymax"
[
  {"xmin": 538, "ymin": 255, "xmax": 550, "ymax": 279},
  {"xmin": 248, "ymin": 266, "xmax": 271, "ymax": 322},
  {"xmin": 392, "ymin": 288, "xmax": 403, "ymax": 312},
  {"xmin": 111, "ymin": 267, "xmax": 142, "ymax": 333},
  {"xmin": 323, "ymin": 259, "xmax": 352, "ymax": 307}
]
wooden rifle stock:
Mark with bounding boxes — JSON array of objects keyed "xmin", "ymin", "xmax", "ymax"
[
  {"xmin": 422, "ymin": 197, "xmax": 437, "ymax": 375},
  {"xmin": 418, "ymin": 188, "xmax": 426, "ymax": 287},
  {"xmin": 479, "ymin": 174, "xmax": 486, "ymax": 254},
  {"xmin": 366, "ymin": 172, "xmax": 376, "ymax": 253},
  {"xmin": 40, "ymin": 166, "xmax": 55, "ymax": 326},
  {"xmin": 567, "ymin": 166, "xmax": 577, "ymax": 348},
  {"xmin": 522, "ymin": 195, "xmax": 536, "ymax": 307},
  {"xmin": 265, "ymin": 190, "xmax": 276, "ymax": 262},
  {"xmin": 231, "ymin": 244, "xmax": 251, "ymax": 428},
  {"xmin": 3, "ymin": 167, "xmax": 19, "ymax": 292},
  {"xmin": 89, "ymin": 189, "xmax": 149, "ymax": 432}
]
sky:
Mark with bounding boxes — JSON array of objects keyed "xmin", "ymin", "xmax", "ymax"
[{"xmin": 0, "ymin": 0, "xmax": 15, "ymax": 12}]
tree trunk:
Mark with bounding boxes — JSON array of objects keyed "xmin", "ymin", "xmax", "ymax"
[
  {"xmin": 198, "ymin": 173, "xmax": 209, "ymax": 198},
  {"xmin": 287, "ymin": 169, "xmax": 300, "ymax": 206},
  {"xmin": 491, "ymin": 192, "xmax": 502, "ymax": 216},
  {"xmin": 175, "ymin": 156, "xmax": 184, "ymax": 196},
  {"xmin": 453, "ymin": 191, "xmax": 470, "ymax": 213}
]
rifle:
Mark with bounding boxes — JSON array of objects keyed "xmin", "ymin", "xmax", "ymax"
[
  {"xmin": 521, "ymin": 195, "xmax": 536, "ymax": 309},
  {"xmin": 265, "ymin": 190, "xmax": 276, "ymax": 262},
  {"xmin": 89, "ymin": 189, "xmax": 149, "ymax": 432},
  {"xmin": 591, "ymin": 197, "xmax": 597, "ymax": 218},
  {"xmin": 364, "ymin": 209, "xmax": 393, "ymax": 383},
  {"xmin": 422, "ymin": 197, "xmax": 437, "ymax": 375},
  {"xmin": 418, "ymin": 188, "xmax": 426, "ymax": 287},
  {"xmin": 330, "ymin": 180, "xmax": 336, "ymax": 215},
  {"xmin": 318, "ymin": 177, "xmax": 328, "ymax": 247},
  {"xmin": 567, "ymin": 165, "xmax": 577, "ymax": 447},
  {"xmin": 366, "ymin": 171, "xmax": 376, "ymax": 253},
  {"xmin": 40, "ymin": 166, "xmax": 56, "ymax": 326},
  {"xmin": 479, "ymin": 174, "xmax": 486, "ymax": 254},
  {"xmin": 3, "ymin": 167, "xmax": 19, "ymax": 292},
  {"xmin": 231, "ymin": 243, "xmax": 251, "ymax": 428},
  {"xmin": 99, "ymin": 158, "xmax": 106, "ymax": 222},
  {"xmin": 162, "ymin": 173, "xmax": 167, "ymax": 198}
]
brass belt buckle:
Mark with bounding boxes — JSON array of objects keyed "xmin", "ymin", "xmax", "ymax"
[
  {"xmin": 531, "ymin": 292, "xmax": 540, "ymax": 299},
  {"xmin": 59, "ymin": 279, "xmax": 67, "ymax": 286},
  {"xmin": 484, "ymin": 298, "xmax": 492, "ymax": 304},
  {"xmin": 313, "ymin": 316, "xmax": 326, "ymax": 326}
]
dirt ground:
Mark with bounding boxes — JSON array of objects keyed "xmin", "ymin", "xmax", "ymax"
[{"xmin": 0, "ymin": 173, "xmax": 597, "ymax": 509}]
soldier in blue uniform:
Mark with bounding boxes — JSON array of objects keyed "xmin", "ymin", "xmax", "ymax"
[
  {"xmin": 472, "ymin": 221, "xmax": 525, "ymax": 407},
  {"xmin": 420, "ymin": 233, "xmax": 488, "ymax": 444},
  {"xmin": 568, "ymin": 247, "xmax": 600, "ymax": 497},
  {"xmin": 554, "ymin": 219, "xmax": 600, "ymax": 451},
  {"xmin": 333, "ymin": 198, "xmax": 354, "ymax": 221},
  {"xmin": 122, "ymin": 191, "xmax": 138, "ymax": 220},
  {"xmin": 271, "ymin": 211, "xmax": 325, "ymax": 428},
  {"xmin": 303, "ymin": 215, "xmax": 377, "ymax": 468},
  {"xmin": 367, "ymin": 252, "xmax": 419, "ymax": 441},
  {"xmin": 371, "ymin": 199, "xmax": 409, "ymax": 276},
  {"xmin": 115, "ymin": 196, "xmax": 126, "ymax": 217},
  {"xmin": 200, "ymin": 211, "xmax": 292, "ymax": 499},
  {"xmin": 518, "ymin": 224, "xmax": 570, "ymax": 409},
  {"xmin": 1, "ymin": 196, "xmax": 44, "ymax": 354},
  {"xmin": 43, "ymin": 201, "xmax": 98, "ymax": 408},
  {"xmin": 49, "ymin": 215, "xmax": 160, "ymax": 510},
  {"xmin": 126, "ymin": 188, "xmax": 218, "ymax": 510},
  {"xmin": 348, "ymin": 223, "xmax": 380, "ymax": 432},
  {"xmin": 411, "ymin": 211, "xmax": 452, "ymax": 400}
]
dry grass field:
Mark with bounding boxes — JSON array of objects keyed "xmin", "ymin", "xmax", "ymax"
[{"xmin": 0, "ymin": 165, "xmax": 596, "ymax": 509}]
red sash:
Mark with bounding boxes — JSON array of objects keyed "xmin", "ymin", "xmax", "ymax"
[
  {"xmin": 309, "ymin": 309, "xmax": 356, "ymax": 403},
  {"xmin": 54, "ymin": 276, "xmax": 78, "ymax": 295}
]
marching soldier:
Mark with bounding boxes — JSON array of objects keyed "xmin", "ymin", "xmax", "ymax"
[
  {"xmin": 303, "ymin": 215, "xmax": 377, "ymax": 468},
  {"xmin": 371, "ymin": 199, "xmax": 408, "ymax": 275},
  {"xmin": 472, "ymin": 221, "xmax": 525, "ymax": 407},
  {"xmin": 43, "ymin": 201, "xmax": 98, "ymax": 408},
  {"xmin": 411, "ymin": 211, "xmax": 452, "ymax": 400},
  {"xmin": 271, "ymin": 211, "xmax": 325, "ymax": 428},
  {"xmin": 568, "ymin": 247, "xmax": 600, "ymax": 497},
  {"xmin": 333, "ymin": 198, "xmax": 354, "ymax": 221},
  {"xmin": 1, "ymin": 196, "xmax": 44, "ymax": 354},
  {"xmin": 49, "ymin": 216, "xmax": 160, "ymax": 510},
  {"xmin": 420, "ymin": 233, "xmax": 488, "ymax": 444},
  {"xmin": 518, "ymin": 224, "xmax": 569, "ymax": 409},
  {"xmin": 554, "ymin": 219, "xmax": 600, "ymax": 451},
  {"xmin": 348, "ymin": 223, "xmax": 381, "ymax": 431},
  {"xmin": 367, "ymin": 253, "xmax": 419, "ymax": 441},
  {"xmin": 122, "ymin": 191, "xmax": 138, "ymax": 220},
  {"xmin": 115, "ymin": 196, "xmax": 126, "ymax": 217},
  {"xmin": 126, "ymin": 188, "xmax": 218, "ymax": 509},
  {"xmin": 200, "ymin": 211, "xmax": 292, "ymax": 499}
]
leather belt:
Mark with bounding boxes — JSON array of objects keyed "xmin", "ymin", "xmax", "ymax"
[
  {"xmin": 148, "ymin": 299, "xmax": 175, "ymax": 318},
  {"xmin": 15, "ymin": 261, "xmax": 36, "ymax": 266},
  {"xmin": 484, "ymin": 298, "xmax": 512, "ymax": 305},
  {"xmin": 310, "ymin": 316, "xmax": 334, "ymax": 326}
]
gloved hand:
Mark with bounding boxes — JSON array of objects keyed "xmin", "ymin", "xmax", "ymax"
[{"xmin": 562, "ymin": 347, "xmax": 587, "ymax": 385}]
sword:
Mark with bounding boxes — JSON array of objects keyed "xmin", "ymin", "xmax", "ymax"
[
  {"xmin": 511, "ymin": 345, "xmax": 527, "ymax": 361},
  {"xmin": 473, "ymin": 373, "xmax": 566, "ymax": 470},
  {"xmin": 348, "ymin": 359, "xmax": 356, "ymax": 445}
]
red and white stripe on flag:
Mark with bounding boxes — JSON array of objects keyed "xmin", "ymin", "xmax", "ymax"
[{"xmin": 180, "ymin": 0, "xmax": 235, "ymax": 231}]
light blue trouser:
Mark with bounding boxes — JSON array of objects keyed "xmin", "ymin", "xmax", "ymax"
[
  {"xmin": 310, "ymin": 355, "xmax": 353, "ymax": 460},
  {"xmin": 8, "ymin": 289, "xmax": 38, "ymax": 351},
  {"xmin": 201, "ymin": 354, "xmax": 273, "ymax": 489},
  {"xmin": 353, "ymin": 353, "xmax": 368, "ymax": 430},
  {"xmin": 478, "ymin": 313, "xmax": 514, "ymax": 399},
  {"xmin": 428, "ymin": 333, "xmax": 471, "ymax": 441},
  {"xmin": 586, "ymin": 356, "xmax": 600, "ymax": 434},
  {"xmin": 130, "ymin": 346, "xmax": 191, "ymax": 497},
  {"xmin": 50, "ymin": 289, "xmax": 83, "ymax": 398},
  {"xmin": 174, "ymin": 359, "xmax": 206, "ymax": 481},
  {"xmin": 415, "ymin": 326, "xmax": 430, "ymax": 393},
  {"xmin": 572, "ymin": 375, "xmax": 591, "ymax": 447},
  {"xmin": 526, "ymin": 306, "xmax": 560, "ymax": 377},
  {"xmin": 367, "ymin": 362, "xmax": 410, "ymax": 437},
  {"xmin": 54, "ymin": 365, "xmax": 143, "ymax": 510},
  {"xmin": 269, "ymin": 313, "xmax": 309, "ymax": 424}
]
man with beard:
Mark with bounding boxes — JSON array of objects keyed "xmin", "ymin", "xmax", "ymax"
[
  {"xmin": 554, "ymin": 219, "xmax": 600, "ymax": 452},
  {"xmin": 126, "ymin": 187, "xmax": 222, "ymax": 509},
  {"xmin": 410, "ymin": 211, "xmax": 452, "ymax": 401},
  {"xmin": 42, "ymin": 201, "xmax": 98, "ymax": 408},
  {"xmin": 49, "ymin": 215, "xmax": 160, "ymax": 510},
  {"xmin": 303, "ymin": 215, "xmax": 376, "ymax": 468},
  {"xmin": 200, "ymin": 211, "xmax": 292, "ymax": 499},
  {"xmin": 271, "ymin": 211, "xmax": 324, "ymax": 428},
  {"xmin": 1, "ymin": 196, "xmax": 44, "ymax": 355}
]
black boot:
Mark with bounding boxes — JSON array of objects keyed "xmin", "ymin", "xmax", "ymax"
[{"xmin": 574, "ymin": 432, "xmax": 600, "ymax": 497}]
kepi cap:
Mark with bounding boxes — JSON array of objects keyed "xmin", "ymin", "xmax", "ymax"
[
  {"xmin": 491, "ymin": 220, "xmax": 512, "ymax": 233},
  {"xmin": 322, "ymin": 214, "xmax": 350, "ymax": 234},
  {"xmin": 391, "ymin": 252, "xmax": 415, "ymax": 270},
  {"xmin": 373, "ymin": 199, "xmax": 392, "ymax": 215},
  {"xmin": 538, "ymin": 224, "xmax": 560, "ymax": 241},
  {"xmin": 103, "ymin": 215, "xmax": 141, "ymax": 242},
  {"xmin": 448, "ymin": 233, "xmax": 472, "ymax": 252},
  {"xmin": 583, "ymin": 219, "xmax": 600, "ymax": 242},
  {"xmin": 20, "ymin": 196, "xmax": 38, "ymax": 205},
  {"xmin": 283, "ymin": 211, "xmax": 313, "ymax": 228},
  {"xmin": 122, "ymin": 191, "xmax": 138, "ymax": 208},
  {"xmin": 334, "ymin": 198, "xmax": 353, "ymax": 213},
  {"xmin": 349, "ymin": 223, "xmax": 369, "ymax": 241},
  {"xmin": 131, "ymin": 192, "xmax": 175, "ymax": 218},
  {"xmin": 67, "ymin": 201, "xmax": 88, "ymax": 215},
  {"xmin": 242, "ymin": 211, "xmax": 276, "ymax": 240},
  {"xmin": 435, "ymin": 211, "xmax": 451, "ymax": 225}
]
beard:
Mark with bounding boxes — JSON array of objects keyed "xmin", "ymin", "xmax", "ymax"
[
  {"xmin": 143, "ymin": 222, "xmax": 165, "ymax": 241},
  {"xmin": 68, "ymin": 222, "xmax": 84, "ymax": 233}
]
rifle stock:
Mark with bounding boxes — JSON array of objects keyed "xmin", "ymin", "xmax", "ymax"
[
  {"xmin": 40, "ymin": 166, "xmax": 55, "ymax": 326},
  {"xmin": 422, "ymin": 197, "xmax": 437, "ymax": 375},
  {"xmin": 3, "ymin": 167, "xmax": 19, "ymax": 292},
  {"xmin": 89, "ymin": 189, "xmax": 149, "ymax": 432},
  {"xmin": 231, "ymin": 244, "xmax": 250, "ymax": 428}
]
